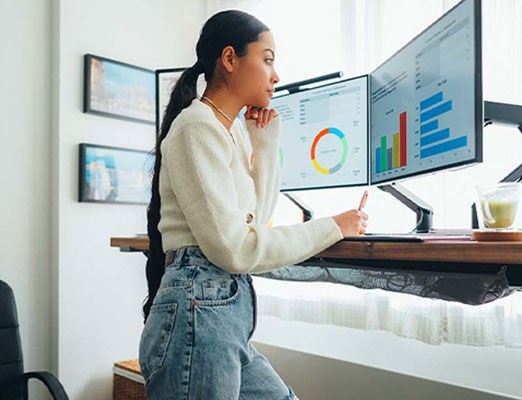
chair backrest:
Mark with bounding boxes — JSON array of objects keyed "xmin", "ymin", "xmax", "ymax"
[{"xmin": 0, "ymin": 280, "xmax": 24, "ymax": 399}]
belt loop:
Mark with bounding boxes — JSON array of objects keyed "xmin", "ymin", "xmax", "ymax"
[
  {"xmin": 165, "ymin": 248, "xmax": 184, "ymax": 268},
  {"xmin": 172, "ymin": 247, "xmax": 187, "ymax": 268}
]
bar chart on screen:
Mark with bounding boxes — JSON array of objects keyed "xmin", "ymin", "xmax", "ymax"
[
  {"xmin": 375, "ymin": 111, "xmax": 407, "ymax": 174},
  {"xmin": 418, "ymin": 91, "xmax": 467, "ymax": 159},
  {"xmin": 370, "ymin": 0, "xmax": 479, "ymax": 184}
]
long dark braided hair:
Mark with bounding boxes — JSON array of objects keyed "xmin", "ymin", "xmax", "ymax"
[{"xmin": 143, "ymin": 10, "xmax": 269, "ymax": 322}]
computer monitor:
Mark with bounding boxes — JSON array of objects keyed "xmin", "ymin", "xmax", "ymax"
[
  {"xmin": 270, "ymin": 75, "xmax": 369, "ymax": 191},
  {"xmin": 370, "ymin": 0, "xmax": 482, "ymax": 185}
]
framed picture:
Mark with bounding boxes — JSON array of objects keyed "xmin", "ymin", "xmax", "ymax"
[
  {"xmin": 84, "ymin": 54, "xmax": 155, "ymax": 124},
  {"xmin": 79, "ymin": 143, "xmax": 153, "ymax": 205},
  {"xmin": 156, "ymin": 68, "xmax": 206, "ymax": 135}
]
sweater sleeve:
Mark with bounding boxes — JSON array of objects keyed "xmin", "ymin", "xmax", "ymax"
[
  {"xmin": 163, "ymin": 120, "xmax": 343, "ymax": 274},
  {"xmin": 245, "ymin": 117, "xmax": 281, "ymax": 224}
]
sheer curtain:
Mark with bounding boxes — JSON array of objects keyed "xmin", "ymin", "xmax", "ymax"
[
  {"xmin": 206, "ymin": 0, "xmax": 344, "ymax": 83},
  {"xmin": 204, "ymin": 0, "xmax": 522, "ymax": 347}
]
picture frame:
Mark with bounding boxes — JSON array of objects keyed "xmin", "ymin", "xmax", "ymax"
[
  {"xmin": 84, "ymin": 54, "xmax": 155, "ymax": 125},
  {"xmin": 156, "ymin": 68, "xmax": 207, "ymax": 135},
  {"xmin": 79, "ymin": 143, "xmax": 153, "ymax": 205}
]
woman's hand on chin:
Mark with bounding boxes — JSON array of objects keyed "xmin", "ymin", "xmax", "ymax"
[{"xmin": 245, "ymin": 105, "xmax": 278, "ymax": 129}]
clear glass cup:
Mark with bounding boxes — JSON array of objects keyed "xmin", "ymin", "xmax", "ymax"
[{"xmin": 476, "ymin": 183, "xmax": 520, "ymax": 231}]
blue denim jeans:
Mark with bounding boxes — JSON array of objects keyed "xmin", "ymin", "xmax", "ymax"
[{"xmin": 139, "ymin": 247, "xmax": 298, "ymax": 400}]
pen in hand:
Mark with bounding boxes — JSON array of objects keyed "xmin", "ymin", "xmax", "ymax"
[
  {"xmin": 358, "ymin": 190, "xmax": 368, "ymax": 234},
  {"xmin": 358, "ymin": 190, "xmax": 368, "ymax": 211}
]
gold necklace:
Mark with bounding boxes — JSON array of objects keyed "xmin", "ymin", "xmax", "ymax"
[{"xmin": 201, "ymin": 96, "xmax": 234, "ymax": 123}]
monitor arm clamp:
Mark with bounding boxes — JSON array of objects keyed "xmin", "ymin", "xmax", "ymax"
[
  {"xmin": 282, "ymin": 192, "xmax": 314, "ymax": 222},
  {"xmin": 377, "ymin": 183, "xmax": 434, "ymax": 233}
]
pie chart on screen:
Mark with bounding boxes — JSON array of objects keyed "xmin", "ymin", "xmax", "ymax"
[{"xmin": 310, "ymin": 127, "xmax": 348, "ymax": 175}]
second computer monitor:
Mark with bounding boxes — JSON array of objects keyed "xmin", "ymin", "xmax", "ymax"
[
  {"xmin": 370, "ymin": 0, "xmax": 482, "ymax": 185},
  {"xmin": 270, "ymin": 75, "xmax": 369, "ymax": 191}
]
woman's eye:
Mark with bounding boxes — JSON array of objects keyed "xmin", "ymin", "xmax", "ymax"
[{"xmin": 265, "ymin": 58, "xmax": 274, "ymax": 65}]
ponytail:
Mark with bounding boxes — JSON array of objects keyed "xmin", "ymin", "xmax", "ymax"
[{"xmin": 143, "ymin": 62, "xmax": 202, "ymax": 322}]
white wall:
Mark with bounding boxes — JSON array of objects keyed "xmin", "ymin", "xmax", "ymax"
[
  {"xmin": 1, "ymin": 0, "xmax": 204, "ymax": 399},
  {"xmin": 55, "ymin": 1, "xmax": 206, "ymax": 398},
  {"xmin": 0, "ymin": 0, "xmax": 52, "ymax": 398}
]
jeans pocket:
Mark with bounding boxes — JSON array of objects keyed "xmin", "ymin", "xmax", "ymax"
[
  {"xmin": 139, "ymin": 303, "xmax": 178, "ymax": 378},
  {"xmin": 196, "ymin": 276, "xmax": 240, "ymax": 307}
]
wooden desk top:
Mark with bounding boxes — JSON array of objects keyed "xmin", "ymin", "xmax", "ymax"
[
  {"xmin": 110, "ymin": 236, "xmax": 522, "ymax": 265},
  {"xmin": 111, "ymin": 236, "xmax": 150, "ymax": 252}
]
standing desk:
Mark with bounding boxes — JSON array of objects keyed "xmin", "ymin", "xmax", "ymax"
[{"xmin": 110, "ymin": 236, "xmax": 522, "ymax": 285}]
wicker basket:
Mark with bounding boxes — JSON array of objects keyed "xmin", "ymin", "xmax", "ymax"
[{"xmin": 113, "ymin": 359, "xmax": 146, "ymax": 400}]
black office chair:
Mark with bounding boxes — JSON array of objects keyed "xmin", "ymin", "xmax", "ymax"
[{"xmin": 0, "ymin": 280, "xmax": 69, "ymax": 400}]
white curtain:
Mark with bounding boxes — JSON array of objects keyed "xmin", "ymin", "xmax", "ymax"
[
  {"xmin": 253, "ymin": 277, "xmax": 522, "ymax": 347},
  {"xmin": 204, "ymin": 0, "xmax": 522, "ymax": 100},
  {"xmin": 204, "ymin": 0, "xmax": 522, "ymax": 347},
  {"xmin": 481, "ymin": 0, "xmax": 522, "ymax": 104},
  {"xmin": 206, "ymin": 0, "xmax": 256, "ymax": 16},
  {"xmin": 205, "ymin": 0, "xmax": 344, "ymax": 84}
]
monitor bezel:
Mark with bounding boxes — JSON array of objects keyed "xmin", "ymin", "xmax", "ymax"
[
  {"xmin": 272, "ymin": 74, "xmax": 370, "ymax": 192},
  {"xmin": 369, "ymin": 0, "xmax": 483, "ymax": 185}
]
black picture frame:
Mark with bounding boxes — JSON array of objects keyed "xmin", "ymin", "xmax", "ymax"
[
  {"xmin": 83, "ymin": 54, "xmax": 155, "ymax": 125},
  {"xmin": 155, "ymin": 68, "xmax": 186, "ymax": 135},
  {"xmin": 155, "ymin": 68, "xmax": 207, "ymax": 135},
  {"xmin": 79, "ymin": 143, "xmax": 153, "ymax": 205}
]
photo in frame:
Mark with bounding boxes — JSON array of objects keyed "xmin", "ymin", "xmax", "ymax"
[
  {"xmin": 84, "ymin": 54, "xmax": 155, "ymax": 124},
  {"xmin": 79, "ymin": 143, "xmax": 153, "ymax": 205},
  {"xmin": 156, "ymin": 68, "xmax": 207, "ymax": 134}
]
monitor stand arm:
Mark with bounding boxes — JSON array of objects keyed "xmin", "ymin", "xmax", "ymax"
[
  {"xmin": 378, "ymin": 183, "xmax": 434, "ymax": 233},
  {"xmin": 283, "ymin": 193, "xmax": 314, "ymax": 222},
  {"xmin": 471, "ymin": 101, "xmax": 522, "ymax": 228}
]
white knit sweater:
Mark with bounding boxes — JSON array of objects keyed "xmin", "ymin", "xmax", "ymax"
[{"xmin": 158, "ymin": 99, "xmax": 343, "ymax": 274}]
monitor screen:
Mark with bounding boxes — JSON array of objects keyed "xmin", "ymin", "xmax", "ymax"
[
  {"xmin": 370, "ymin": 0, "xmax": 482, "ymax": 184},
  {"xmin": 270, "ymin": 75, "xmax": 369, "ymax": 191}
]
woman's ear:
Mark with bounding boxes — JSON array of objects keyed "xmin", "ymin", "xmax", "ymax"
[{"xmin": 221, "ymin": 46, "xmax": 237, "ymax": 73}]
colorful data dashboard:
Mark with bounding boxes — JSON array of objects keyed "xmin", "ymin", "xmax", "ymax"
[
  {"xmin": 271, "ymin": 76, "xmax": 368, "ymax": 191},
  {"xmin": 370, "ymin": 0, "xmax": 481, "ymax": 184},
  {"xmin": 240, "ymin": 0, "xmax": 480, "ymax": 191}
]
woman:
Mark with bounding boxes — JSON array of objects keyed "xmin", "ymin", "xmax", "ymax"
[{"xmin": 140, "ymin": 10, "xmax": 368, "ymax": 400}]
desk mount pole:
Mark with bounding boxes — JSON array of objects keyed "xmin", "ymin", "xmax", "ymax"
[
  {"xmin": 471, "ymin": 101, "xmax": 522, "ymax": 228},
  {"xmin": 377, "ymin": 183, "xmax": 434, "ymax": 233},
  {"xmin": 283, "ymin": 192, "xmax": 314, "ymax": 222}
]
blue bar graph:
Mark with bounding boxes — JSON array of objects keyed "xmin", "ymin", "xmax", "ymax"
[
  {"xmin": 420, "ymin": 91, "xmax": 443, "ymax": 111},
  {"xmin": 376, "ymin": 148, "xmax": 381, "ymax": 174},
  {"xmin": 420, "ymin": 100, "xmax": 453, "ymax": 123},
  {"xmin": 421, "ymin": 136, "xmax": 467, "ymax": 158},
  {"xmin": 420, "ymin": 120, "xmax": 439, "ymax": 134},
  {"xmin": 421, "ymin": 128, "xmax": 450, "ymax": 147},
  {"xmin": 418, "ymin": 90, "xmax": 467, "ymax": 159}
]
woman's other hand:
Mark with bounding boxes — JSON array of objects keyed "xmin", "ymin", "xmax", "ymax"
[{"xmin": 245, "ymin": 105, "xmax": 278, "ymax": 129}]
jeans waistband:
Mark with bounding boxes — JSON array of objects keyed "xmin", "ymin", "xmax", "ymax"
[{"xmin": 165, "ymin": 247, "xmax": 207, "ymax": 268}]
